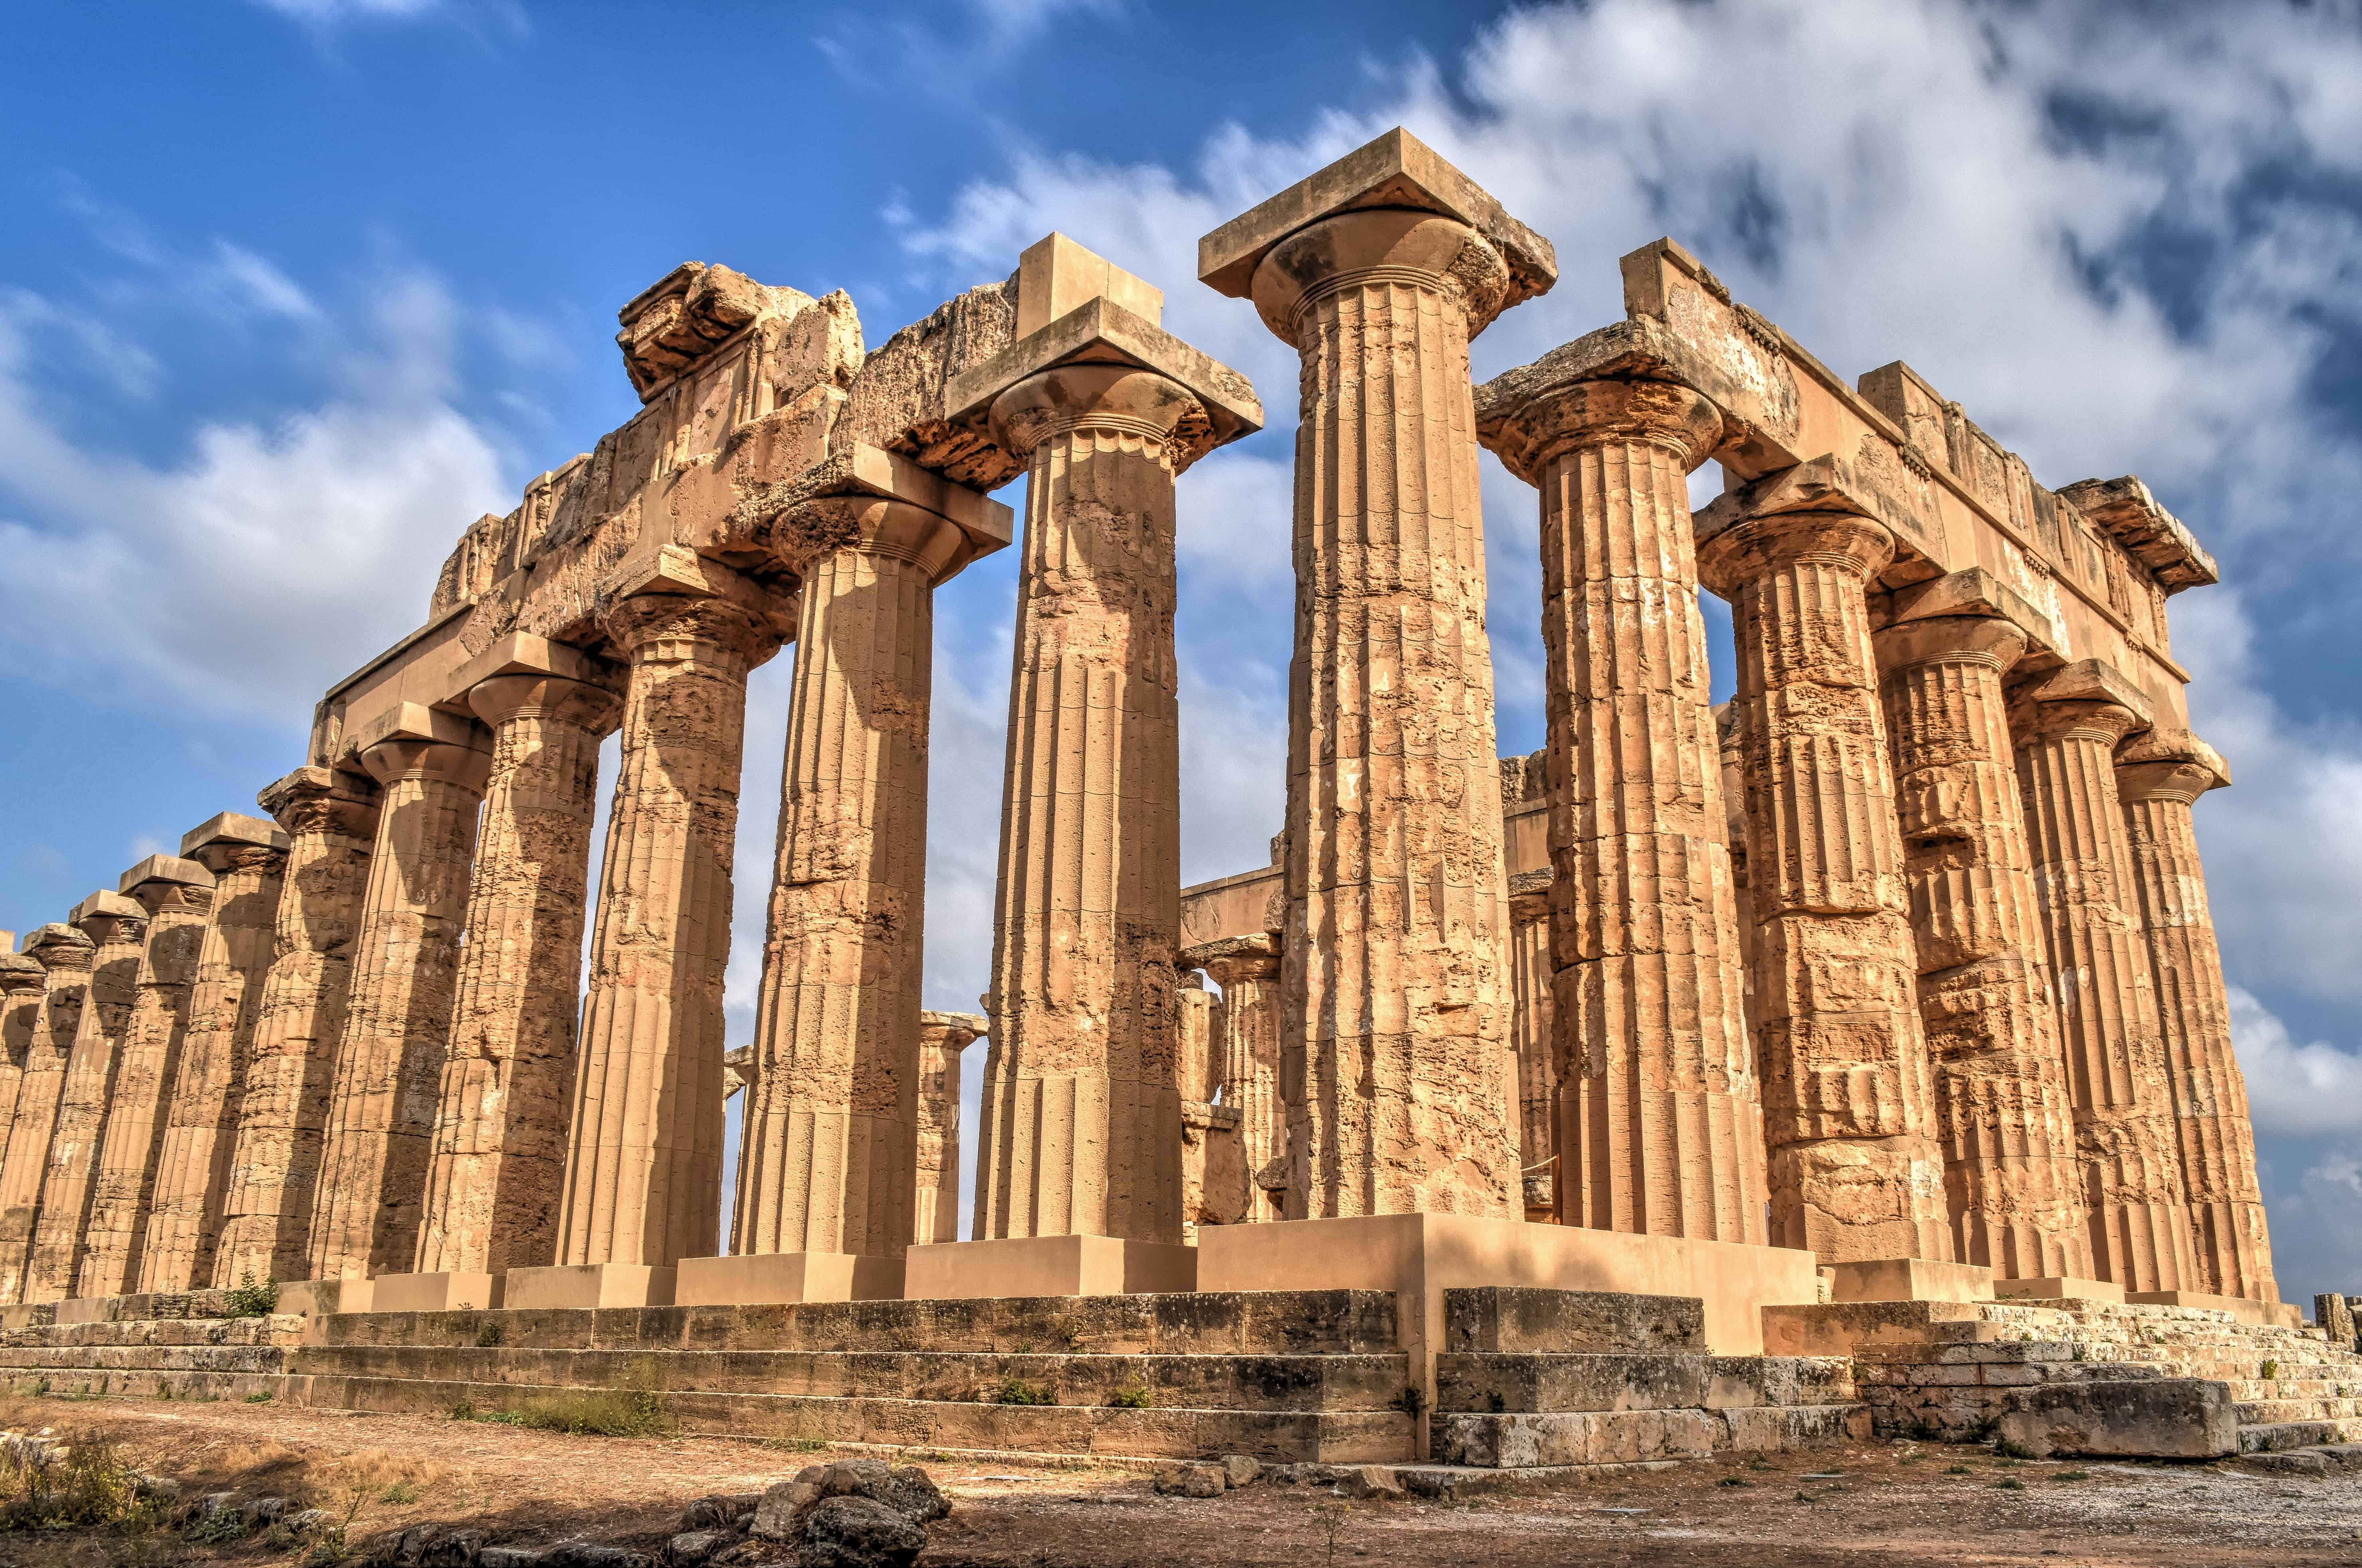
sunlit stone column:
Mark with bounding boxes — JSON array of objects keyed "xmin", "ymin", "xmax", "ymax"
[
  {"xmin": 1872, "ymin": 574, "xmax": 2089, "ymax": 1280},
  {"xmin": 914, "ymin": 1011, "xmax": 984, "ymax": 1246},
  {"xmin": 0, "ymin": 925, "xmax": 92, "ymax": 1304},
  {"xmin": 213, "ymin": 767, "xmax": 380, "ymax": 1288},
  {"xmin": 0, "ymin": 953, "xmax": 45, "ymax": 1150},
  {"xmin": 406, "ymin": 639, "xmax": 619, "ymax": 1299},
  {"xmin": 309, "ymin": 706, "xmax": 491, "ymax": 1283},
  {"xmin": 1697, "ymin": 469, "xmax": 1951, "ymax": 1266},
  {"xmin": 1188, "ymin": 934, "xmax": 1284, "ymax": 1221},
  {"xmin": 1476, "ymin": 369, "xmax": 1763, "ymax": 1242},
  {"xmin": 544, "ymin": 550, "xmax": 784, "ymax": 1306},
  {"xmin": 138, "ymin": 816, "xmax": 291, "ymax": 1293},
  {"xmin": 1200, "ymin": 130, "xmax": 1555, "ymax": 1220},
  {"xmin": 729, "ymin": 465, "xmax": 1005, "ymax": 1290},
  {"xmin": 1505, "ymin": 872, "xmax": 1558, "ymax": 1222},
  {"xmin": 26, "ymin": 893, "xmax": 148, "ymax": 1302},
  {"xmin": 2115, "ymin": 728, "xmax": 2276, "ymax": 1301},
  {"xmin": 2013, "ymin": 659, "xmax": 2196, "ymax": 1292}
]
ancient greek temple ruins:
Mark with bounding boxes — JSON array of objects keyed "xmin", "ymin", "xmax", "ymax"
[{"xmin": 5, "ymin": 130, "xmax": 2355, "ymax": 1469}]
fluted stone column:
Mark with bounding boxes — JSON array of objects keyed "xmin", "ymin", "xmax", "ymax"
[
  {"xmin": 1505, "ymin": 872, "xmax": 1559, "ymax": 1221},
  {"xmin": 411, "ymin": 648, "xmax": 618, "ymax": 1284},
  {"xmin": 0, "ymin": 926, "xmax": 90, "ymax": 1304},
  {"xmin": 732, "ymin": 497, "xmax": 967, "ymax": 1265},
  {"xmin": 139, "ymin": 817, "xmax": 290, "ymax": 1293},
  {"xmin": 1189, "ymin": 935, "xmax": 1284, "ymax": 1220},
  {"xmin": 26, "ymin": 894, "xmax": 147, "ymax": 1302},
  {"xmin": 1873, "ymin": 579, "xmax": 2089, "ymax": 1279},
  {"xmin": 1697, "ymin": 483, "xmax": 1951, "ymax": 1264},
  {"xmin": 552, "ymin": 565, "xmax": 781, "ymax": 1292},
  {"xmin": 2115, "ymin": 729, "xmax": 2276, "ymax": 1301},
  {"xmin": 213, "ymin": 767, "xmax": 380, "ymax": 1287},
  {"xmin": 309, "ymin": 710, "xmax": 491, "ymax": 1281},
  {"xmin": 1205, "ymin": 137, "xmax": 1554, "ymax": 1222},
  {"xmin": 2014, "ymin": 660, "xmax": 2196, "ymax": 1292},
  {"xmin": 914, "ymin": 1011, "xmax": 984, "ymax": 1246},
  {"xmin": 0, "ymin": 954, "xmax": 44, "ymax": 1148},
  {"xmin": 1476, "ymin": 373, "xmax": 1763, "ymax": 1242}
]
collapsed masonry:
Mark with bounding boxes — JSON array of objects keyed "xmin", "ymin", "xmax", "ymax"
[{"xmin": 2, "ymin": 128, "xmax": 2347, "ymax": 1471}]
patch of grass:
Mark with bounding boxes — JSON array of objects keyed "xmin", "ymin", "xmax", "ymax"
[
  {"xmin": 1993, "ymin": 1437, "xmax": 2037, "ymax": 1460},
  {"xmin": 1746, "ymin": 1458, "xmax": 1774, "ymax": 1472},
  {"xmin": 223, "ymin": 1273, "xmax": 280, "ymax": 1319},
  {"xmin": 450, "ymin": 1385, "xmax": 675, "ymax": 1436},
  {"xmin": 245, "ymin": 1392, "xmax": 275, "ymax": 1404},
  {"xmin": 1717, "ymin": 1475, "xmax": 1752, "ymax": 1487},
  {"xmin": 476, "ymin": 1321, "xmax": 504, "ymax": 1349},
  {"xmin": 1944, "ymin": 1464, "xmax": 1974, "ymax": 1475},
  {"xmin": 1108, "ymin": 1384, "xmax": 1154, "ymax": 1410},
  {"xmin": 1995, "ymin": 1477, "xmax": 2025, "ymax": 1491},
  {"xmin": 2052, "ymin": 1469, "xmax": 2090, "ymax": 1482},
  {"xmin": 0, "ymin": 1432, "xmax": 166, "ymax": 1536},
  {"xmin": 382, "ymin": 1481, "xmax": 419, "ymax": 1505},
  {"xmin": 2259, "ymin": 1359, "xmax": 2279, "ymax": 1381},
  {"xmin": 995, "ymin": 1378, "xmax": 1054, "ymax": 1407}
]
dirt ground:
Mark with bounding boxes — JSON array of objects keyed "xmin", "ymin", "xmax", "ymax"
[{"xmin": 4, "ymin": 1393, "xmax": 2360, "ymax": 1568}]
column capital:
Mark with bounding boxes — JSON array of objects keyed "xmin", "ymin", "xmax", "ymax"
[
  {"xmin": 2010, "ymin": 657, "xmax": 2154, "ymax": 747},
  {"xmin": 1181, "ymin": 933, "xmax": 1280, "ymax": 987},
  {"xmin": 772, "ymin": 496, "xmax": 980, "ymax": 590},
  {"xmin": 2116, "ymin": 726, "xmax": 2229, "ymax": 805},
  {"xmin": 465, "ymin": 672, "xmax": 622, "ymax": 735},
  {"xmin": 919, "ymin": 1010, "xmax": 989, "ymax": 1052},
  {"xmin": 258, "ymin": 764, "xmax": 381, "ymax": 841},
  {"xmin": 181, "ymin": 811, "xmax": 292, "ymax": 879},
  {"xmin": 349, "ymin": 702, "xmax": 494, "ymax": 792},
  {"xmin": 24, "ymin": 923, "xmax": 95, "ymax": 973},
  {"xmin": 1873, "ymin": 566, "xmax": 2061, "ymax": 653},
  {"xmin": 0, "ymin": 953, "xmax": 44, "ymax": 994},
  {"xmin": 595, "ymin": 546, "xmax": 789, "ymax": 668},
  {"xmin": 748, "ymin": 443, "xmax": 1014, "ymax": 585},
  {"xmin": 69, "ymin": 890, "xmax": 146, "ymax": 946},
  {"xmin": 1506, "ymin": 867, "xmax": 1553, "ymax": 925},
  {"xmin": 1199, "ymin": 126, "xmax": 1556, "ymax": 344},
  {"xmin": 1476, "ymin": 372, "xmax": 1724, "ymax": 486},
  {"xmin": 1696, "ymin": 505, "xmax": 1895, "ymax": 598},
  {"xmin": 119, "ymin": 852, "xmax": 217, "ymax": 917}
]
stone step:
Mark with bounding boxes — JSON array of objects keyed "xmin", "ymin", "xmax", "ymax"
[
  {"xmin": 1431, "ymin": 1403, "xmax": 1871, "ymax": 1467},
  {"xmin": 0, "ymin": 1344, "xmax": 289, "ymax": 1375},
  {"xmin": 0, "ymin": 1315, "xmax": 304, "ymax": 1349},
  {"xmin": 1433, "ymin": 1352, "xmax": 1851, "ymax": 1414},
  {"xmin": 1442, "ymin": 1289, "xmax": 1705, "ymax": 1354},
  {"xmin": 0, "ymin": 1367, "xmax": 285, "ymax": 1402},
  {"xmin": 2239, "ymin": 1417, "xmax": 2362, "ymax": 1453},
  {"xmin": 2226, "ymin": 1378, "xmax": 2358, "ymax": 1400},
  {"xmin": 2235, "ymin": 1396, "xmax": 2362, "ymax": 1425},
  {"xmin": 286, "ymin": 1345, "xmax": 1409, "ymax": 1412},
  {"xmin": 310, "ymin": 1290, "xmax": 1398, "ymax": 1358},
  {"xmin": 285, "ymin": 1373, "xmax": 1412, "ymax": 1463}
]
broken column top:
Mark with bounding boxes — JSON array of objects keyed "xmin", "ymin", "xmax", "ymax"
[
  {"xmin": 616, "ymin": 261, "xmax": 814, "ymax": 403},
  {"xmin": 0, "ymin": 950, "xmax": 40, "ymax": 989},
  {"xmin": 1196, "ymin": 126, "xmax": 1558, "ymax": 308},
  {"xmin": 181, "ymin": 811, "xmax": 292, "ymax": 860},
  {"xmin": 26, "ymin": 923, "xmax": 94, "ymax": 961}
]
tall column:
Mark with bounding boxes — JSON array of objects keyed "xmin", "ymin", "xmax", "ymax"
[
  {"xmin": 412, "ymin": 642, "xmax": 619, "ymax": 1282},
  {"xmin": 139, "ymin": 817, "xmax": 290, "ymax": 1293},
  {"xmin": 1504, "ymin": 872, "xmax": 1559, "ymax": 1221},
  {"xmin": 212, "ymin": 767, "xmax": 380, "ymax": 1287},
  {"xmin": 309, "ymin": 707, "xmax": 491, "ymax": 1281},
  {"xmin": 2115, "ymin": 729, "xmax": 2276, "ymax": 1301},
  {"xmin": 1202, "ymin": 132, "xmax": 1555, "ymax": 1220},
  {"xmin": 0, "ymin": 925, "xmax": 91, "ymax": 1304},
  {"xmin": 2014, "ymin": 660, "xmax": 2196, "ymax": 1291},
  {"xmin": 1697, "ymin": 478, "xmax": 1951, "ymax": 1264},
  {"xmin": 0, "ymin": 954, "xmax": 44, "ymax": 1151},
  {"xmin": 914, "ymin": 1011, "xmax": 983, "ymax": 1246},
  {"xmin": 552, "ymin": 556, "xmax": 782, "ymax": 1293},
  {"xmin": 1188, "ymin": 935, "xmax": 1285, "ymax": 1220},
  {"xmin": 1475, "ymin": 373, "xmax": 1763, "ymax": 1241},
  {"xmin": 732, "ymin": 493, "xmax": 973, "ymax": 1265},
  {"xmin": 1872, "ymin": 576, "xmax": 2089, "ymax": 1279},
  {"xmin": 26, "ymin": 894, "xmax": 148, "ymax": 1302}
]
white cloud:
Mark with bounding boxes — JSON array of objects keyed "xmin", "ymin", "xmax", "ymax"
[
  {"xmin": 2229, "ymin": 987, "xmax": 2362, "ymax": 1140},
  {"xmin": 251, "ymin": 0, "xmax": 445, "ymax": 17},
  {"xmin": 967, "ymin": 0, "xmax": 1121, "ymax": 48}
]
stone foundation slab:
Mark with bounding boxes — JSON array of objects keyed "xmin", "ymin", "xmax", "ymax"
[
  {"xmin": 1825, "ymin": 1259, "xmax": 1996, "ymax": 1304},
  {"xmin": 675, "ymin": 1252, "xmax": 904, "ymax": 1306},
  {"xmin": 2127, "ymin": 1290, "xmax": 2298, "ymax": 1328},
  {"xmin": 1995, "ymin": 1276, "xmax": 2125, "ymax": 1304},
  {"xmin": 903, "ymin": 1236, "xmax": 1197, "ymax": 1299},
  {"xmin": 369, "ymin": 1272, "xmax": 504, "ymax": 1313},
  {"xmin": 278, "ymin": 1278, "xmax": 374, "ymax": 1317},
  {"xmin": 503, "ymin": 1263, "xmax": 675, "ymax": 1310}
]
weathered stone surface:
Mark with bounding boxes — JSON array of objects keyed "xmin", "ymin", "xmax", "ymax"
[
  {"xmin": 1995, "ymin": 1376, "xmax": 2236, "ymax": 1459},
  {"xmin": 839, "ymin": 277, "xmax": 1018, "ymax": 491},
  {"xmin": 2012, "ymin": 661, "xmax": 2196, "ymax": 1293},
  {"xmin": 1872, "ymin": 584, "xmax": 2088, "ymax": 1280},
  {"xmin": 2318, "ymin": 1294, "xmax": 2355, "ymax": 1349},
  {"xmin": 1475, "ymin": 372, "xmax": 1763, "ymax": 1243},
  {"xmin": 2115, "ymin": 727, "xmax": 2276, "ymax": 1303},
  {"xmin": 213, "ymin": 767, "xmax": 380, "ymax": 1286},
  {"xmin": 1442, "ymin": 1287, "xmax": 1706, "ymax": 1354},
  {"xmin": 1185, "ymin": 935, "xmax": 1284, "ymax": 1220},
  {"xmin": 1696, "ymin": 495, "xmax": 1949, "ymax": 1263},
  {"xmin": 912, "ymin": 1012, "xmax": 984, "ymax": 1246},
  {"xmin": 26, "ymin": 894, "xmax": 148, "ymax": 1302},
  {"xmin": 0, "ymin": 924, "xmax": 94, "ymax": 1303},
  {"xmin": 1212, "ymin": 134, "xmax": 1541, "ymax": 1221},
  {"xmin": 140, "ymin": 819, "xmax": 290, "ymax": 1293},
  {"xmin": 1154, "ymin": 1462, "xmax": 1227, "ymax": 1498},
  {"xmin": 799, "ymin": 1495, "xmax": 925, "ymax": 1568},
  {"xmin": 1501, "ymin": 868, "xmax": 1556, "ymax": 1220}
]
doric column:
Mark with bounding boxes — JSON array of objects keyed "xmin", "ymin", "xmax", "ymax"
[
  {"xmin": 138, "ymin": 816, "xmax": 290, "ymax": 1293},
  {"xmin": 914, "ymin": 1011, "xmax": 984, "ymax": 1246},
  {"xmin": 1201, "ymin": 131, "xmax": 1554, "ymax": 1220},
  {"xmin": 733, "ymin": 467, "xmax": 1004, "ymax": 1265},
  {"xmin": 1504, "ymin": 872, "xmax": 1559, "ymax": 1221},
  {"xmin": 2013, "ymin": 660, "xmax": 2196, "ymax": 1291},
  {"xmin": 553, "ymin": 550, "xmax": 784, "ymax": 1284},
  {"xmin": 2115, "ymin": 729, "xmax": 2276, "ymax": 1301},
  {"xmin": 411, "ymin": 639, "xmax": 619, "ymax": 1281},
  {"xmin": 212, "ymin": 767, "xmax": 380, "ymax": 1287},
  {"xmin": 0, "ymin": 954, "xmax": 44, "ymax": 1153},
  {"xmin": 1872, "ymin": 574, "xmax": 2089, "ymax": 1279},
  {"xmin": 26, "ymin": 894, "xmax": 148, "ymax": 1302},
  {"xmin": 1475, "ymin": 370, "xmax": 1763, "ymax": 1242},
  {"xmin": 0, "ymin": 925, "xmax": 91, "ymax": 1304},
  {"xmin": 309, "ymin": 706, "xmax": 491, "ymax": 1281},
  {"xmin": 1187, "ymin": 934, "xmax": 1284, "ymax": 1221},
  {"xmin": 1696, "ymin": 470, "xmax": 1951, "ymax": 1264}
]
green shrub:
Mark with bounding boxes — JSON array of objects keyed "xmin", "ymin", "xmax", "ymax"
[
  {"xmin": 476, "ymin": 1321, "xmax": 504, "ymax": 1349},
  {"xmin": 0, "ymin": 1434, "xmax": 163, "ymax": 1535},
  {"xmin": 995, "ymin": 1379, "xmax": 1054, "ymax": 1407},
  {"xmin": 1108, "ymin": 1384, "xmax": 1153, "ymax": 1410},
  {"xmin": 224, "ymin": 1273, "xmax": 280, "ymax": 1319}
]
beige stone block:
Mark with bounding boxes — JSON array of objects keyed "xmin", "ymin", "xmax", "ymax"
[
  {"xmin": 1014, "ymin": 233, "xmax": 1163, "ymax": 337},
  {"xmin": 1825, "ymin": 1258, "xmax": 1996, "ymax": 1304},
  {"xmin": 674, "ymin": 1252, "xmax": 904, "ymax": 1306},
  {"xmin": 2123, "ymin": 1289, "xmax": 2282, "ymax": 1326},
  {"xmin": 1994, "ymin": 1276, "xmax": 2127, "ymax": 1304},
  {"xmin": 275, "ymin": 1277, "xmax": 374, "ymax": 1317},
  {"xmin": 902, "ymin": 1236, "xmax": 1199, "ymax": 1301},
  {"xmin": 503, "ymin": 1263, "xmax": 677, "ymax": 1310},
  {"xmin": 55, "ymin": 1297, "xmax": 113, "ymax": 1326},
  {"xmin": 368, "ymin": 1272, "xmax": 503, "ymax": 1312}
]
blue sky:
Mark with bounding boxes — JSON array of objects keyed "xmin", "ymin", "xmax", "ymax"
[{"xmin": 2, "ymin": 0, "xmax": 2358, "ymax": 1302}]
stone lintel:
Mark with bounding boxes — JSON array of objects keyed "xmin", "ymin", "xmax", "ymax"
[
  {"xmin": 180, "ymin": 811, "xmax": 292, "ymax": 860},
  {"xmin": 1878, "ymin": 566, "xmax": 2062, "ymax": 655},
  {"xmin": 1178, "ymin": 932, "xmax": 1280, "ymax": 972},
  {"xmin": 1015, "ymin": 232, "xmax": 1163, "ymax": 338},
  {"xmin": 71, "ymin": 889, "xmax": 146, "ymax": 926},
  {"xmin": 2117, "ymin": 725, "xmax": 2230, "ymax": 788},
  {"xmin": 1197, "ymin": 126, "xmax": 1557, "ymax": 308},
  {"xmin": 943, "ymin": 297, "xmax": 1264, "ymax": 455},
  {"xmin": 2023, "ymin": 657, "xmax": 2154, "ymax": 728},
  {"xmin": 918, "ymin": 1009, "xmax": 989, "ymax": 1042},
  {"xmin": 447, "ymin": 631, "xmax": 617, "ymax": 700},
  {"xmin": 346, "ymin": 700, "xmax": 491, "ymax": 763},
  {"xmin": 119, "ymin": 853, "xmax": 215, "ymax": 901},
  {"xmin": 2059, "ymin": 475, "xmax": 2219, "ymax": 595}
]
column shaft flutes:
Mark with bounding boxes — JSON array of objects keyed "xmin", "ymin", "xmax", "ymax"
[
  {"xmin": 0, "ymin": 926, "xmax": 94, "ymax": 1303},
  {"xmin": 26, "ymin": 899, "xmax": 148, "ymax": 1301}
]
